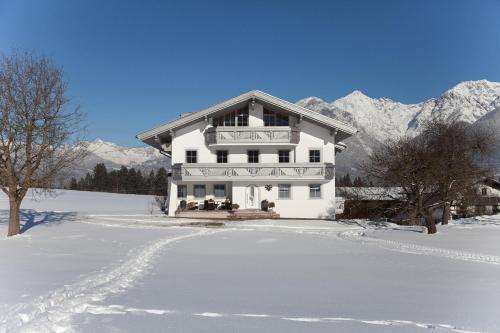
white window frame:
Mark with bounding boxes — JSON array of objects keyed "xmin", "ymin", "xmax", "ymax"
[
  {"xmin": 278, "ymin": 184, "xmax": 291, "ymax": 199},
  {"xmin": 278, "ymin": 150, "xmax": 290, "ymax": 163},
  {"xmin": 309, "ymin": 148, "xmax": 322, "ymax": 163},
  {"xmin": 309, "ymin": 184, "xmax": 322, "ymax": 199},
  {"xmin": 213, "ymin": 184, "xmax": 226, "ymax": 198},
  {"xmin": 247, "ymin": 150, "xmax": 259, "ymax": 163},
  {"xmin": 193, "ymin": 184, "xmax": 206, "ymax": 198},
  {"xmin": 177, "ymin": 184, "xmax": 187, "ymax": 198},
  {"xmin": 185, "ymin": 149, "xmax": 198, "ymax": 164}
]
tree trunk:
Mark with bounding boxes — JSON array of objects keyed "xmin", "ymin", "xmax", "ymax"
[
  {"xmin": 442, "ymin": 203, "xmax": 451, "ymax": 225},
  {"xmin": 8, "ymin": 197, "xmax": 21, "ymax": 237},
  {"xmin": 425, "ymin": 208, "xmax": 437, "ymax": 234}
]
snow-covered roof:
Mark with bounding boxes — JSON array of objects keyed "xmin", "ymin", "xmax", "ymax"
[
  {"xmin": 336, "ymin": 187, "xmax": 405, "ymax": 201},
  {"xmin": 136, "ymin": 90, "xmax": 357, "ymax": 148}
]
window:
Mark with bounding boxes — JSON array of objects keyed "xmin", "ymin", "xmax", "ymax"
[
  {"xmin": 177, "ymin": 185, "xmax": 187, "ymax": 198},
  {"xmin": 213, "ymin": 108, "xmax": 248, "ymax": 127},
  {"xmin": 277, "ymin": 113, "xmax": 289, "ymax": 126},
  {"xmin": 237, "ymin": 109, "xmax": 249, "ymax": 126},
  {"xmin": 482, "ymin": 188, "xmax": 488, "ymax": 196},
  {"xmin": 278, "ymin": 184, "xmax": 291, "ymax": 199},
  {"xmin": 194, "ymin": 185, "xmax": 206, "ymax": 198},
  {"xmin": 264, "ymin": 109, "xmax": 275, "ymax": 126},
  {"xmin": 214, "ymin": 184, "xmax": 226, "ymax": 198},
  {"xmin": 309, "ymin": 184, "xmax": 321, "ymax": 199},
  {"xmin": 186, "ymin": 150, "xmax": 197, "ymax": 163},
  {"xmin": 309, "ymin": 149, "xmax": 321, "ymax": 163},
  {"xmin": 278, "ymin": 150, "xmax": 290, "ymax": 163},
  {"xmin": 264, "ymin": 109, "xmax": 289, "ymax": 126},
  {"xmin": 248, "ymin": 150, "xmax": 259, "ymax": 163},
  {"xmin": 217, "ymin": 150, "xmax": 228, "ymax": 163}
]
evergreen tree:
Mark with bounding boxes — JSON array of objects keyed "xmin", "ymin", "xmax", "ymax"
[
  {"xmin": 69, "ymin": 177, "xmax": 78, "ymax": 190},
  {"xmin": 154, "ymin": 167, "xmax": 169, "ymax": 196},
  {"xmin": 92, "ymin": 163, "xmax": 109, "ymax": 192}
]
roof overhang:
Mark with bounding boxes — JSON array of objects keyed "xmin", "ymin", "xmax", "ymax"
[{"xmin": 136, "ymin": 90, "xmax": 357, "ymax": 150}]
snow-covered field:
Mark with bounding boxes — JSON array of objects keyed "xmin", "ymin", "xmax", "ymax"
[{"xmin": 1, "ymin": 190, "xmax": 500, "ymax": 333}]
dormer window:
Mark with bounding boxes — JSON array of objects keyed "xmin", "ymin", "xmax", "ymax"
[{"xmin": 264, "ymin": 109, "xmax": 289, "ymax": 126}]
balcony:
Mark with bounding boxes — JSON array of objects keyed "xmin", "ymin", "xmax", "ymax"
[
  {"xmin": 172, "ymin": 163, "xmax": 334, "ymax": 181},
  {"xmin": 205, "ymin": 126, "xmax": 300, "ymax": 145}
]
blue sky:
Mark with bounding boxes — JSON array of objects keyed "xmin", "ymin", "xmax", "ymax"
[{"xmin": 1, "ymin": 0, "xmax": 499, "ymax": 146}]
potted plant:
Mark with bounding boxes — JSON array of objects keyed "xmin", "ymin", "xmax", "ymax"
[
  {"xmin": 261, "ymin": 199, "xmax": 269, "ymax": 211},
  {"xmin": 268, "ymin": 202, "xmax": 275, "ymax": 212}
]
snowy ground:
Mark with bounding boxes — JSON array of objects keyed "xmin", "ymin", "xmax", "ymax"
[{"xmin": 1, "ymin": 190, "xmax": 500, "ymax": 333}]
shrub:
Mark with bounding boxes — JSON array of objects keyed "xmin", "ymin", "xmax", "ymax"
[{"xmin": 231, "ymin": 203, "xmax": 240, "ymax": 210}]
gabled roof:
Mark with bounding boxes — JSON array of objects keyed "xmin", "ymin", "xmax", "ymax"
[{"xmin": 136, "ymin": 90, "xmax": 357, "ymax": 147}]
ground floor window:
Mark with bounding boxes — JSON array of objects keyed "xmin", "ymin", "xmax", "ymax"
[
  {"xmin": 194, "ymin": 184, "xmax": 206, "ymax": 198},
  {"xmin": 278, "ymin": 184, "xmax": 291, "ymax": 199},
  {"xmin": 177, "ymin": 185, "xmax": 187, "ymax": 198},
  {"xmin": 214, "ymin": 184, "xmax": 226, "ymax": 198},
  {"xmin": 309, "ymin": 184, "xmax": 321, "ymax": 198}
]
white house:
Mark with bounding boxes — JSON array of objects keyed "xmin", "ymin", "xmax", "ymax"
[{"xmin": 136, "ymin": 90, "xmax": 356, "ymax": 219}]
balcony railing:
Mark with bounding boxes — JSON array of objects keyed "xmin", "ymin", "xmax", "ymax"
[
  {"xmin": 205, "ymin": 126, "xmax": 300, "ymax": 145},
  {"xmin": 172, "ymin": 163, "xmax": 334, "ymax": 181}
]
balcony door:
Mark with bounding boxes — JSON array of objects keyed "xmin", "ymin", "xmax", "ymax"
[{"xmin": 246, "ymin": 185, "xmax": 259, "ymax": 209}]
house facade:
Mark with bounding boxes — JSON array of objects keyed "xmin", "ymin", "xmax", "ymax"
[{"xmin": 137, "ymin": 90, "xmax": 356, "ymax": 219}]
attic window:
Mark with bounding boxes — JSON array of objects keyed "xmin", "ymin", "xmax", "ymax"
[
  {"xmin": 264, "ymin": 109, "xmax": 289, "ymax": 126},
  {"xmin": 213, "ymin": 108, "xmax": 248, "ymax": 127}
]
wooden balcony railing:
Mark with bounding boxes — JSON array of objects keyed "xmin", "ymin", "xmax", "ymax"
[
  {"xmin": 172, "ymin": 163, "xmax": 334, "ymax": 181},
  {"xmin": 204, "ymin": 126, "xmax": 300, "ymax": 145}
]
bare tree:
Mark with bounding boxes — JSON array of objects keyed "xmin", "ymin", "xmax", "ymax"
[
  {"xmin": 422, "ymin": 116, "xmax": 495, "ymax": 224},
  {"xmin": 0, "ymin": 51, "xmax": 86, "ymax": 237},
  {"xmin": 363, "ymin": 135, "xmax": 439, "ymax": 233}
]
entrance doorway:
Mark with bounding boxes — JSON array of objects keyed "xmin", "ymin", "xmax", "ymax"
[{"xmin": 246, "ymin": 185, "xmax": 259, "ymax": 209}]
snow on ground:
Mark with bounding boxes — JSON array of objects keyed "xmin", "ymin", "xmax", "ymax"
[{"xmin": 1, "ymin": 190, "xmax": 500, "ymax": 333}]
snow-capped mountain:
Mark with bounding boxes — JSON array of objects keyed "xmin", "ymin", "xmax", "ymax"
[
  {"xmin": 68, "ymin": 139, "xmax": 169, "ymax": 180},
  {"xmin": 297, "ymin": 80, "xmax": 500, "ymax": 176},
  {"xmin": 85, "ymin": 139, "xmax": 163, "ymax": 166}
]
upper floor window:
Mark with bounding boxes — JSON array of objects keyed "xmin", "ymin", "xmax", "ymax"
[
  {"xmin": 309, "ymin": 149, "xmax": 321, "ymax": 163},
  {"xmin": 481, "ymin": 188, "xmax": 488, "ymax": 196},
  {"xmin": 237, "ymin": 109, "xmax": 249, "ymax": 126},
  {"xmin": 248, "ymin": 150, "xmax": 259, "ymax": 163},
  {"xmin": 278, "ymin": 150, "xmax": 290, "ymax": 163},
  {"xmin": 217, "ymin": 150, "xmax": 228, "ymax": 163},
  {"xmin": 186, "ymin": 150, "xmax": 197, "ymax": 163},
  {"xmin": 264, "ymin": 109, "xmax": 289, "ymax": 126},
  {"xmin": 213, "ymin": 108, "xmax": 248, "ymax": 127}
]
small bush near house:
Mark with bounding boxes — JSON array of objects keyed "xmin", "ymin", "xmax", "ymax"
[
  {"xmin": 268, "ymin": 202, "xmax": 275, "ymax": 211},
  {"xmin": 261, "ymin": 200, "xmax": 269, "ymax": 211},
  {"xmin": 231, "ymin": 203, "xmax": 240, "ymax": 210}
]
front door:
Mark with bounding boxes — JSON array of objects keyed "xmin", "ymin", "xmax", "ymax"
[{"xmin": 246, "ymin": 185, "xmax": 259, "ymax": 209}]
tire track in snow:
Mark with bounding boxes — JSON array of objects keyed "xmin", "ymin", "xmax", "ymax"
[
  {"xmin": 338, "ymin": 230, "xmax": 500, "ymax": 265},
  {"xmin": 0, "ymin": 229, "xmax": 221, "ymax": 333}
]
